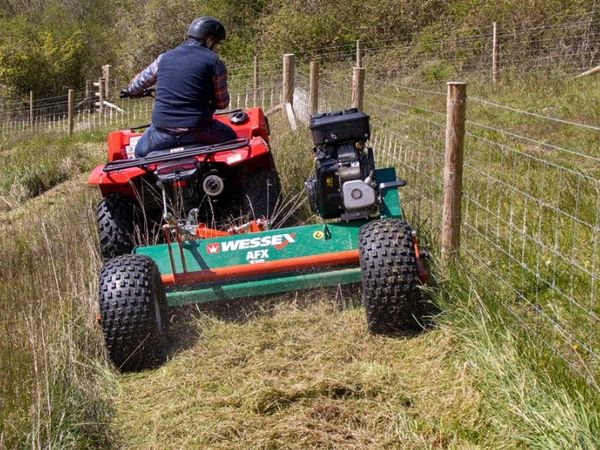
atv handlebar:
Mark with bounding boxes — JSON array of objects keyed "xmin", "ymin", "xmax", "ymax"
[{"xmin": 120, "ymin": 88, "xmax": 155, "ymax": 99}]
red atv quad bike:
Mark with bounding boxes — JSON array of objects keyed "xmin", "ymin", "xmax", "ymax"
[{"xmin": 88, "ymin": 89, "xmax": 281, "ymax": 259}]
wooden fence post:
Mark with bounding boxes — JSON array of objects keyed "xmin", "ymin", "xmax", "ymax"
[
  {"xmin": 441, "ymin": 82, "xmax": 467, "ymax": 263},
  {"xmin": 351, "ymin": 67, "xmax": 365, "ymax": 110},
  {"xmin": 67, "ymin": 89, "xmax": 74, "ymax": 136},
  {"xmin": 309, "ymin": 60, "xmax": 319, "ymax": 116},
  {"xmin": 29, "ymin": 91, "xmax": 33, "ymax": 126},
  {"xmin": 282, "ymin": 53, "xmax": 295, "ymax": 105},
  {"xmin": 492, "ymin": 22, "xmax": 498, "ymax": 82},
  {"xmin": 85, "ymin": 80, "xmax": 91, "ymax": 111},
  {"xmin": 102, "ymin": 65, "xmax": 111, "ymax": 99},
  {"xmin": 281, "ymin": 53, "xmax": 297, "ymax": 130},
  {"xmin": 97, "ymin": 77, "xmax": 104, "ymax": 113},
  {"xmin": 356, "ymin": 40, "xmax": 363, "ymax": 68},
  {"xmin": 253, "ymin": 55, "xmax": 259, "ymax": 107}
]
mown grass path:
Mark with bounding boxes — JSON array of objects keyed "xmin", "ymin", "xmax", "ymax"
[{"xmin": 114, "ymin": 299, "xmax": 489, "ymax": 449}]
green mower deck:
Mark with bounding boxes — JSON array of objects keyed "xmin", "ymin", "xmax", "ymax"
[{"xmin": 134, "ymin": 168, "xmax": 404, "ymax": 306}]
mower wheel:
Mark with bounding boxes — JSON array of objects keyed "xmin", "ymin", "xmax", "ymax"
[
  {"xmin": 359, "ymin": 219, "xmax": 422, "ymax": 334},
  {"xmin": 99, "ymin": 254, "xmax": 169, "ymax": 372},
  {"xmin": 241, "ymin": 169, "xmax": 281, "ymax": 221},
  {"xmin": 97, "ymin": 193, "xmax": 136, "ymax": 259}
]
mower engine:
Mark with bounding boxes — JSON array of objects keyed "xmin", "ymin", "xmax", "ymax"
[{"xmin": 305, "ymin": 109, "xmax": 376, "ymax": 221}]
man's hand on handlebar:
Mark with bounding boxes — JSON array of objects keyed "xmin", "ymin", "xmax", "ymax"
[{"xmin": 119, "ymin": 88, "xmax": 155, "ymax": 99}]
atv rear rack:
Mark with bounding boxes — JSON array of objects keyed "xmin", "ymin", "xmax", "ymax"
[{"xmin": 102, "ymin": 138, "xmax": 249, "ymax": 173}]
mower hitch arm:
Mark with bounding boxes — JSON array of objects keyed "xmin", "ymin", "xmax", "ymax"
[{"xmin": 378, "ymin": 180, "xmax": 407, "ymax": 191}]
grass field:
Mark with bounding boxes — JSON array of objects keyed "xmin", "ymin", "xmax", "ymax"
[{"xmin": 0, "ymin": 69, "xmax": 599, "ymax": 448}]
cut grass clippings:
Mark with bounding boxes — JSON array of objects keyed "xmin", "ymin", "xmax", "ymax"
[{"xmin": 115, "ymin": 298, "xmax": 487, "ymax": 449}]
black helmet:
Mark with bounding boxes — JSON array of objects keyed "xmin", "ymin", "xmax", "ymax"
[{"xmin": 187, "ymin": 16, "xmax": 226, "ymax": 42}]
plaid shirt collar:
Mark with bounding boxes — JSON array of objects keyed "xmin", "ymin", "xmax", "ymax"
[{"xmin": 183, "ymin": 38, "xmax": 209, "ymax": 49}]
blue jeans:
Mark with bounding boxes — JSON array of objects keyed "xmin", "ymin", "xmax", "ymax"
[{"xmin": 134, "ymin": 120, "xmax": 237, "ymax": 158}]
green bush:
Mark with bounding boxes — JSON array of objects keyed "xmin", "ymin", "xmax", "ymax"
[{"xmin": 0, "ymin": 0, "xmax": 597, "ymax": 95}]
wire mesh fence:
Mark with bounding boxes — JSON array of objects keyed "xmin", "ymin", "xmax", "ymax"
[
  {"xmin": 353, "ymin": 78, "xmax": 599, "ymax": 387},
  {"xmin": 292, "ymin": 60, "xmax": 600, "ymax": 387},
  {"xmin": 0, "ymin": 64, "xmax": 287, "ymax": 138},
  {"xmin": 458, "ymin": 101, "xmax": 600, "ymax": 384}
]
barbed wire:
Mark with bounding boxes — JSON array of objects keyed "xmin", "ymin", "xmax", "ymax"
[
  {"xmin": 369, "ymin": 78, "xmax": 447, "ymax": 97},
  {"xmin": 1, "ymin": 15, "xmax": 597, "ymax": 116}
]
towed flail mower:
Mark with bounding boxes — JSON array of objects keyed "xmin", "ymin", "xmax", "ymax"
[{"xmin": 94, "ymin": 108, "xmax": 429, "ymax": 371}]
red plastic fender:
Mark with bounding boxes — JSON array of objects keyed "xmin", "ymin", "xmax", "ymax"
[
  {"xmin": 87, "ymin": 165, "xmax": 146, "ymax": 186},
  {"xmin": 210, "ymin": 137, "xmax": 270, "ymax": 166},
  {"xmin": 214, "ymin": 107, "xmax": 270, "ymax": 142},
  {"xmin": 107, "ymin": 130, "xmax": 143, "ymax": 162}
]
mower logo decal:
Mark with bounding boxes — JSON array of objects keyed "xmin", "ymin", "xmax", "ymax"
[
  {"xmin": 206, "ymin": 243, "xmax": 221, "ymax": 254},
  {"xmin": 313, "ymin": 231, "xmax": 324, "ymax": 240},
  {"xmin": 216, "ymin": 233, "xmax": 296, "ymax": 253},
  {"xmin": 246, "ymin": 249, "xmax": 269, "ymax": 263},
  {"xmin": 273, "ymin": 233, "xmax": 296, "ymax": 250}
]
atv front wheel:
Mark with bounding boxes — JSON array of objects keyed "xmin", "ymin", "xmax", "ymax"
[
  {"xmin": 99, "ymin": 254, "xmax": 169, "ymax": 371},
  {"xmin": 97, "ymin": 193, "xmax": 136, "ymax": 259},
  {"xmin": 240, "ymin": 169, "xmax": 281, "ymax": 221},
  {"xmin": 359, "ymin": 219, "xmax": 422, "ymax": 334}
]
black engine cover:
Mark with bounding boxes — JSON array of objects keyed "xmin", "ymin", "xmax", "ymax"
[
  {"xmin": 306, "ymin": 109, "xmax": 375, "ymax": 220},
  {"xmin": 312, "ymin": 156, "xmax": 343, "ymax": 219},
  {"xmin": 310, "ymin": 108, "xmax": 370, "ymax": 146}
]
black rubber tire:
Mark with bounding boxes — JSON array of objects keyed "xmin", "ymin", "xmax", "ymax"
[
  {"xmin": 99, "ymin": 254, "xmax": 169, "ymax": 372},
  {"xmin": 240, "ymin": 169, "xmax": 281, "ymax": 220},
  {"xmin": 359, "ymin": 219, "xmax": 422, "ymax": 334},
  {"xmin": 97, "ymin": 193, "xmax": 136, "ymax": 259}
]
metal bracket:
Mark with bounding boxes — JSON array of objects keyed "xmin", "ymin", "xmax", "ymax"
[{"xmin": 378, "ymin": 180, "xmax": 407, "ymax": 191}]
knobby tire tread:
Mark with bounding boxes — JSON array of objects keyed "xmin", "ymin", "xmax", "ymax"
[
  {"xmin": 241, "ymin": 169, "xmax": 281, "ymax": 220},
  {"xmin": 97, "ymin": 193, "xmax": 136, "ymax": 259},
  {"xmin": 359, "ymin": 219, "xmax": 421, "ymax": 334},
  {"xmin": 99, "ymin": 254, "xmax": 168, "ymax": 371}
]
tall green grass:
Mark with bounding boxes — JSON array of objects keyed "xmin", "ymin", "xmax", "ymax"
[
  {"xmin": 0, "ymin": 131, "xmax": 105, "ymax": 209},
  {"xmin": 314, "ymin": 66, "xmax": 600, "ymax": 446},
  {"xmin": 0, "ymin": 136, "xmax": 116, "ymax": 448},
  {"xmin": 435, "ymin": 264, "xmax": 600, "ymax": 448}
]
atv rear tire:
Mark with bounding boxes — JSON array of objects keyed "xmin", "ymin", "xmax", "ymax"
[
  {"xmin": 240, "ymin": 169, "xmax": 281, "ymax": 221},
  {"xmin": 99, "ymin": 254, "xmax": 169, "ymax": 372},
  {"xmin": 359, "ymin": 219, "xmax": 422, "ymax": 334},
  {"xmin": 97, "ymin": 194, "xmax": 136, "ymax": 259}
]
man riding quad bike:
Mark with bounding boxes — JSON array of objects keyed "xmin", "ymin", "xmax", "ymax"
[
  {"xmin": 124, "ymin": 16, "xmax": 236, "ymax": 157},
  {"xmin": 88, "ymin": 17, "xmax": 281, "ymax": 258}
]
